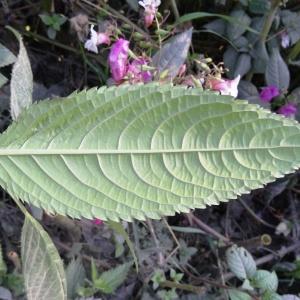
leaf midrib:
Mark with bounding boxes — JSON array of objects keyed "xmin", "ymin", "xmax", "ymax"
[{"xmin": 0, "ymin": 146, "xmax": 298, "ymax": 155}]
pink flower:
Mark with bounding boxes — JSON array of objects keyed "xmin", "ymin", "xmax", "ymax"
[
  {"xmin": 178, "ymin": 64, "xmax": 187, "ymax": 77},
  {"xmin": 259, "ymin": 85, "xmax": 280, "ymax": 102},
  {"xmin": 92, "ymin": 218, "xmax": 104, "ymax": 226},
  {"xmin": 139, "ymin": 0, "xmax": 161, "ymax": 28},
  {"xmin": 281, "ymin": 31, "xmax": 290, "ymax": 49},
  {"xmin": 278, "ymin": 103, "xmax": 297, "ymax": 117},
  {"xmin": 127, "ymin": 58, "xmax": 152, "ymax": 83},
  {"xmin": 84, "ymin": 25, "xmax": 110, "ymax": 54},
  {"xmin": 207, "ymin": 75, "xmax": 241, "ymax": 98},
  {"xmin": 108, "ymin": 39, "xmax": 130, "ymax": 82}
]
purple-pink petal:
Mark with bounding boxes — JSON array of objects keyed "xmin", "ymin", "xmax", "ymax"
[
  {"xmin": 259, "ymin": 85, "xmax": 280, "ymax": 102},
  {"xmin": 278, "ymin": 103, "xmax": 297, "ymax": 117},
  {"xmin": 108, "ymin": 39, "xmax": 130, "ymax": 82}
]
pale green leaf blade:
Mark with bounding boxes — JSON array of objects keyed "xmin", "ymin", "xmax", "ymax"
[
  {"xmin": 226, "ymin": 245, "xmax": 256, "ymax": 280},
  {"xmin": 0, "ymin": 42, "xmax": 16, "ymax": 68},
  {"xmin": 0, "ymin": 84, "xmax": 299, "ymax": 221},
  {"xmin": 21, "ymin": 214, "xmax": 67, "ymax": 300},
  {"xmin": 8, "ymin": 27, "xmax": 33, "ymax": 120},
  {"xmin": 252, "ymin": 270, "xmax": 278, "ymax": 292}
]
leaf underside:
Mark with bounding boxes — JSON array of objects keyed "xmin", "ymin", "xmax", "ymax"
[
  {"xmin": 0, "ymin": 84, "xmax": 300, "ymax": 221},
  {"xmin": 22, "ymin": 215, "xmax": 67, "ymax": 300}
]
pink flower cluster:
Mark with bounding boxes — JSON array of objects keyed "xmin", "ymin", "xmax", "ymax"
[
  {"xmin": 108, "ymin": 39, "xmax": 152, "ymax": 84},
  {"xmin": 139, "ymin": 0, "xmax": 161, "ymax": 28},
  {"xmin": 206, "ymin": 75, "xmax": 241, "ymax": 98}
]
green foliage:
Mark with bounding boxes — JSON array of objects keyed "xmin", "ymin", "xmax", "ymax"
[
  {"xmin": 0, "ymin": 84, "xmax": 300, "ymax": 221},
  {"xmin": 226, "ymin": 245, "xmax": 299, "ymax": 299},
  {"xmin": 79, "ymin": 260, "xmax": 132, "ymax": 296},
  {"xmin": 39, "ymin": 13, "xmax": 67, "ymax": 39},
  {"xmin": 21, "ymin": 213, "xmax": 67, "ymax": 300},
  {"xmin": 65, "ymin": 258, "xmax": 86, "ymax": 299},
  {"xmin": 226, "ymin": 245, "xmax": 256, "ymax": 280}
]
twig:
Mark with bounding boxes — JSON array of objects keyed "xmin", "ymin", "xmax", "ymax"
[
  {"xmin": 162, "ymin": 217, "xmax": 180, "ymax": 263},
  {"xmin": 21, "ymin": 30, "xmax": 107, "ymax": 67},
  {"xmin": 160, "ymin": 280, "xmax": 205, "ymax": 294},
  {"xmin": 238, "ymin": 198, "xmax": 276, "ymax": 229},
  {"xmin": 188, "ymin": 213, "xmax": 231, "ymax": 245},
  {"xmin": 80, "ymin": 0, "xmax": 157, "ymax": 46},
  {"xmin": 146, "ymin": 219, "xmax": 165, "ymax": 266}
]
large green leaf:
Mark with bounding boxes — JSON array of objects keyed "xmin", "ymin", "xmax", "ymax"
[{"xmin": 0, "ymin": 84, "xmax": 300, "ymax": 221}]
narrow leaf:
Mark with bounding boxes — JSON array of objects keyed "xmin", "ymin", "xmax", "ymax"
[
  {"xmin": 8, "ymin": 27, "xmax": 33, "ymax": 120},
  {"xmin": 0, "ymin": 43, "xmax": 16, "ymax": 68},
  {"xmin": 177, "ymin": 12, "xmax": 259, "ymax": 34},
  {"xmin": 21, "ymin": 214, "xmax": 67, "ymax": 300},
  {"xmin": 0, "ymin": 84, "xmax": 300, "ymax": 221},
  {"xmin": 266, "ymin": 48, "xmax": 290, "ymax": 91},
  {"xmin": 152, "ymin": 28, "xmax": 193, "ymax": 80}
]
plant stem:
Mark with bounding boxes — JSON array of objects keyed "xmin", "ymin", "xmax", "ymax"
[
  {"xmin": 170, "ymin": 0, "xmax": 180, "ymax": 21},
  {"xmin": 188, "ymin": 213, "xmax": 231, "ymax": 245},
  {"xmin": 160, "ymin": 280, "xmax": 205, "ymax": 294},
  {"xmin": 260, "ymin": 0, "xmax": 282, "ymax": 44}
]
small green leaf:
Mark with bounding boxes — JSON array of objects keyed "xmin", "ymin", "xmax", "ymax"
[
  {"xmin": 0, "ymin": 42, "xmax": 16, "ymax": 68},
  {"xmin": 96, "ymin": 262, "xmax": 132, "ymax": 294},
  {"xmin": 21, "ymin": 214, "xmax": 67, "ymax": 300},
  {"xmin": 228, "ymin": 289, "xmax": 252, "ymax": 300},
  {"xmin": 252, "ymin": 270, "xmax": 278, "ymax": 292},
  {"xmin": 39, "ymin": 14, "xmax": 53, "ymax": 26},
  {"xmin": 7, "ymin": 27, "xmax": 33, "ymax": 120},
  {"xmin": 226, "ymin": 245, "xmax": 256, "ymax": 280}
]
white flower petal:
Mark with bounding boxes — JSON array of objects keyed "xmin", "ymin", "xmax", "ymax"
[{"xmin": 84, "ymin": 40, "xmax": 98, "ymax": 53}]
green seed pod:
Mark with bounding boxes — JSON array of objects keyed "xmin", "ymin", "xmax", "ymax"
[
  {"xmin": 133, "ymin": 32, "xmax": 145, "ymax": 40},
  {"xmin": 139, "ymin": 41, "xmax": 152, "ymax": 48}
]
